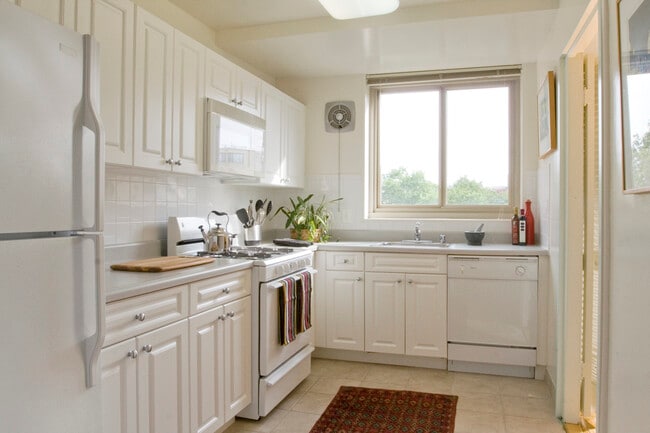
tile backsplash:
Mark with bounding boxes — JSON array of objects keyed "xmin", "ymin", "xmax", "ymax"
[{"xmin": 104, "ymin": 165, "xmax": 274, "ymax": 248}]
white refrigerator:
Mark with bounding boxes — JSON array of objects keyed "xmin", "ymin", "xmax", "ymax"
[{"xmin": 0, "ymin": 2, "xmax": 106, "ymax": 432}]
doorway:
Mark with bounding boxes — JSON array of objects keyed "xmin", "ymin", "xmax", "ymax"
[{"xmin": 560, "ymin": 1, "xmax": 601, "ymax": 431}]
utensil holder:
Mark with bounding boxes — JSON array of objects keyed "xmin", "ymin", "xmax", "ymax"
[{"xmin": 244, "ymin": 225, "xmax": 261, "ymax": 246}]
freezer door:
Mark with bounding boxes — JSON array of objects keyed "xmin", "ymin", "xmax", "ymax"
[
  {"xmin": 0, "ymin": 236, "xmax": 102, "ymax": 433},
  {"xmin": 0, "ymin": 2, "xmax": 97, "ymax": 233}
]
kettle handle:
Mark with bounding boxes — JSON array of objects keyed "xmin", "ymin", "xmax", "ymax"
[{"xmin": 207, "ymin": 210, "xmax": 230, "ymax": 230}]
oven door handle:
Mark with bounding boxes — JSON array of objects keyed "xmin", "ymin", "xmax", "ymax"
[{"xmin": 261, "ymin": 268, "xmax": 317, "ymax": 291}]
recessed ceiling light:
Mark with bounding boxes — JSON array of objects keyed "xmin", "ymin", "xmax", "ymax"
[{"xmin": 318, "ymin": 0, "xmax": 400, "ymax": 20}]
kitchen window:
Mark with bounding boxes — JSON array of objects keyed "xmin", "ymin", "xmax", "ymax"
[{"xmin": 367, "ymin": 67, "xmax": 521, "ymax": 219}]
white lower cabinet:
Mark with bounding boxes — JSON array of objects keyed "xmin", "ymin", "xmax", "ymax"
[
  {"xmin": 321, "ymin": 251, "xmax": 447, "ymax": 359},
  {"xmin": 102, "ymin": 269, "xmax": 252, "ymax": 433},
  {"xmin": 325, "ymin": 270, "xmax": 365, "ymax": 351},
  {"xmin": 189, "ymin": 296, "xmax": 251, "ymax": 433},
  {"xmin": 364, "ymin": 272, "xmax": 447, "ymax": 357},
  {"xmin": 100, "ymin": 319, "xmax": 190, "ymax": 433}
]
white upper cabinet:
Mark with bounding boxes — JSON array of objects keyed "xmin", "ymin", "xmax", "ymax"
[
  {"xmin": 261, "ymin": 84, "xmax": 306, "ymax": 188},
  {"xmin": 205, "ymin": 50, "xmax": 262, "ymax": 117},
  {"xmin": 12, "ymin": 0, "xmax": 81, "ymax": 30},
  {"xmin": 133, "ymin": 8, "xmax": 204, "ymax": 174},
  {"xmin": 172, "ymin": 30, "xmax": 205, "ymax": 174},
  {"xmin": 133, "ymin": 7, "xmax": 175, "ymax": 171},
  {"xmin": 84, "ymin": 0, "xmax": 134, "ymax": 166}
]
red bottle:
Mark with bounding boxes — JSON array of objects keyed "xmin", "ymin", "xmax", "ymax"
[{"xmin": 525, "ymin": 199, "xmax": 535, "ymax": 245}]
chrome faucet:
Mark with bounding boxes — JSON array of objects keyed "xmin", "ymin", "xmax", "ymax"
[{"xmin": 414, "ymin": 221, "xmax": 422, "ymax": 241}]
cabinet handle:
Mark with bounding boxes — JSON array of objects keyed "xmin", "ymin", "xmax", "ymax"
[
  {"xmin": 218, "ymin": 314, "xmax": 226, "ymax": 321},
  {"xmin": 407, "ymin": 280, "xmax": 413, "ymax": 284},
  {"xmin": 355, "ymin": 277, "xmax": 362, "ymax": 282},
  {"xmin": 164, "ymin": 158, "xmax": 174, "ymax": 165},
  {"xmin": 127, "ymin": 350, "xmax": 138, "ymax": 359},
  {"xmin": 237, "ymin": 100, "xmax": 243, "ymax": 106},
  {"xmin": 226, "ymin": 311, "xmax": 235, "ymax": 318},
  {"xmin": 142, "ymin": 344, "xmax": 153, "ymax": 353},
  {"xmin": 135, "ymin": 313, "xmax": 146, "ymax": 321},
  {"xmin": 396, "ymin": 279, "xmax": 402, "ymax": 284},
  {"xmin": 174, "ymin": 159, "xmax": 182, "ymax": 166},
  {"xmin": 222, "ymin": 287, "xmax": 231, "ymax": 294},
  {"xmin": 343, "ymin": 259, "xmax": 349, "ymax": 264},
  {"xmin": 230, "ymin": 98, "xmax": 237, "ymax": 104}
]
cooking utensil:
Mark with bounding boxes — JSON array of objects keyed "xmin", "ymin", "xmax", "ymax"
[
  {"xmin": 236, "ymin": 208, "xmax": 250, "ymax": 226},
  {"xmin": 247, "ymin": 200, "xmax": 255, "ymax": 226},
  {"xmin": 266, "ymin": 200, "xmax": 272, "ymax": 218},
  {"xmin": 255, "ymin": 199, "xmax": 264, "ymax": 213},
  {"xmin": 256, "ymin": 208, "xmax": 266, "ymax": 225}
]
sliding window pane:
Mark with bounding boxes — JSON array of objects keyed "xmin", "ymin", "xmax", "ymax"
[
  {"xmin": 445, "ymin": 86, "xmax": 510, "ymax": 205},
  {"xmin": 378, "ymin": 89, "xmax": 440, "ymax": 206}
]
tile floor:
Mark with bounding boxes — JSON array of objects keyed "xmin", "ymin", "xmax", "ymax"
[{"xmin": 225, "ymin": 358, "xmax": 566, "ymax": 433}]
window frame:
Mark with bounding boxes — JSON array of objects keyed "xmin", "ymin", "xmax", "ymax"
[{"xmin": 367, "ymin": 67, "xmax": 521, "ymax": 220}]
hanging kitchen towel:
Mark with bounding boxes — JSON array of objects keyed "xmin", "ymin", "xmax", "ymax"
[
  {"xmin": 296, "ymin": 271, "xmax": 312, "ymax": 333},
  {"xmin": 278, "ymin": 276, "xmax": 297, "ymax": 345}
]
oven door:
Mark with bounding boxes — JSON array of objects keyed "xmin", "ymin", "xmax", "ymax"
[{"xmin": 259, "ymin": 268, "xmax": 315, "ymax": 377}]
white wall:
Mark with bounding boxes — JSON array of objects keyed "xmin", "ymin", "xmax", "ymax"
[
  {"xmin": 602, "ymin": 0, "xmax": 650, "ymax": 430},
  {"xmin": 534, "ymin": 0, "xmax": 593, "ymax": 395},
  {"xmin": 104, "ymin": 165, "xmax": 289, "ymax": 250},
  {"xmin": 276, "ymin": 66, "xmax": 540, "ymax": 243}
]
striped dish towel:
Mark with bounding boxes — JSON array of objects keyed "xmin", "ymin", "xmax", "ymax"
[
  {"xmin": 278, "ymin": 271, "xmax": 313, "ymax": 345},
  {"xmin": 278, "ymin": 276, "xmax": 297, "ymax": 345},
  {"xmin": 296, "ymin": 271, "xmax": 312, "ymax": 333}
]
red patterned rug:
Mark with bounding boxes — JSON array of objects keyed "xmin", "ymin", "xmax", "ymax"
[{"xmin": 309, "ymin": 386, "xmax": 458, "ymax": 433}]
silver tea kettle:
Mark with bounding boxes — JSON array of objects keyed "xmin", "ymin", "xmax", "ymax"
[{"xmin": 199, "ymin": 211, "xmax": 232, "ymax": 253}]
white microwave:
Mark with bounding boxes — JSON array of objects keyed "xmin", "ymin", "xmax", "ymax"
[{"xmin": 204, "ymin": 98, "xmax": 265, "ymax": 178}]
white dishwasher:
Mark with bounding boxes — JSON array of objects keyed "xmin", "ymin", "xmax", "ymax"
[{"xmin": 447, "ymin": 255, "xmax": 538, "ymax": 378}]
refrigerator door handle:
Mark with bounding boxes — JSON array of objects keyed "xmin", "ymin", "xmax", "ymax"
[
  {"xmin": 77, "ymin": 231, "xmax": 106, "ymax": 388},
  {"xmin": 81, "ymin": 35, "xmax": 106, "ymax": 388},
  {"xmin": 82, "ymin": 34, "xmax": 105, "ymax": 232}
]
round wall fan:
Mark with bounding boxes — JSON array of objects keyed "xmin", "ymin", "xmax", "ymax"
[{"xmin": 325, "ymin": 101, "xmax": 355, "ymax": 132}]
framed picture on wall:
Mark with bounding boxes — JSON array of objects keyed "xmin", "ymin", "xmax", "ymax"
[
  {"xmin": 617, "ymin": 0, "xmax": 650, "ymax": 193},
  {"xmin": 537, "ymin": 71, "xmax": 557, "ymax": 159}
]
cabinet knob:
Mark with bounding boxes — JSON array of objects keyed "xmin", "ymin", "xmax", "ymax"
[
  {"xmin": 237, "ymin": 100, "xmax": 243, "ymax": 106},
  {"xmin": 127, "ymin": 350, "xmax": 138, "ymax": 359},
  {"xmin": 142, "ymin": 344, "xmax": 153, "ymax": 353},
  {"xmin": 226, "ymin": 311, "xmax": 235, "ymax": 318},
  {"xmin": 135, "ymin": 313, "xmax": 146, "ymax": 321},
  {"xmin": 230, "ymin": 98, "xmax": 238, "ymax": 104},
  {"xmin": 218, "ymin": 314, "xmax": 226, "ymax": 321},
  {"xmin": 355, "ymin": 277, "xmax": 362, "ymax": 282},
  {"xmin": 222, "ymin": 287, "xmax": 231, "ymax": 294},
  {"xmin": 343, "ymin": 259, "xmax": 349, "ymax": 264},
  {"xmin": 174, "ymin": 159, "xmax": 182, "ymax": 166},
  {"xmin": 164, "ymin": 158, "xmax": 174, "ymax": 165},
  {"xmin": 407, "ymin": 280, "xmax": 413, "ymax": 284},
  {"xmin": 396, "ymin": 279, "xmax": 402, "ymax": 284}
]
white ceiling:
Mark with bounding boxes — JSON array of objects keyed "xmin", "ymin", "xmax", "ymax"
[{"xmin": 169, "ymin": 0, "xmax": 560, "ymax": 79}]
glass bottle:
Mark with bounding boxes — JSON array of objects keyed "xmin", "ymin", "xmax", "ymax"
[{"xmin": 525, "ymin": 200, "xmax": 535, "ymax": 246}]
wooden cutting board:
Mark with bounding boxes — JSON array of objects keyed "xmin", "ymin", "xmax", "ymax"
[{"xmin": 110, "ymin": 256, "xmax": 215, "ymax": 272}]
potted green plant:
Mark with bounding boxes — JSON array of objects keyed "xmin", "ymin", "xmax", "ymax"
[{"xmin": 273, "ymin": 194, "xmax": 342, "ymax": 242}]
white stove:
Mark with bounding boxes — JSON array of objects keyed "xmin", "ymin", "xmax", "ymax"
[{"xmin": 167, "ymin": 217, "xmax": 315, "ymax": 420}]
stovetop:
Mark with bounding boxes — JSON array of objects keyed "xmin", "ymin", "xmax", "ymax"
[{"xmin": 195, "ymin": 246, "xmax": 296, "ymax": 260}]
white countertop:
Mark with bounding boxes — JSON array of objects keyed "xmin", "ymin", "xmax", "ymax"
[
  {"xmin": 106, "ymin": 258, "xmax": 253, "ymax": 302},
  {"xmin": 315, "ymin": 241, "xmax": 548, "ymax": 255},
  {"xmin": 105, "ymin": 241, "xmax": 546, "ymax": 302}
]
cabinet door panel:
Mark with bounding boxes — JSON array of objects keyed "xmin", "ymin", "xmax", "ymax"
[
  {"xmin": 237, "ymin": 68, "xmax": 262, "ymax": 117},
  {"xmin": 261, "ymin": 86, "xmax": 283, "ymax": 184},
  {"xmin": 101, "ymin": 340, "xmax": 137, "ymax": 433},
  {"xmin": 133, "ymin": 7, "xmax": 174, "ymax": 171},
  {"xmin": 205, "ymin": 51, "xmax": 234, "ymax": 104},
  {"xmin": 283, "ymin": 98, "xmax": 305, "ymax": 188},
  {"xmin": 326, "ymin": 271, "xmax": 364, "ymax": 350},
  {"xmin": 364, "ymin": 273, "xmax": 404, "ymax": 354},
  {"xmin": 137, "ymin": 320, "xmax": 190, "ymax": 433},
  {"xmin": 405, "ymin": 274, "xmax": 447, "ymax": 358},
  {"xmin": 189, "ymin": 308, "xmax": 225, "ymax": 433},
  {"xmin": 173, "ymin": 30, "xmax": 204, "ymax": 174},
  {"xmin": 224, "ymin": 296, "xmax": 252, "ymax": 419},
  {"xmin": 90, "ymin": 0, "xmax": 134, "ymax": 165}
]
